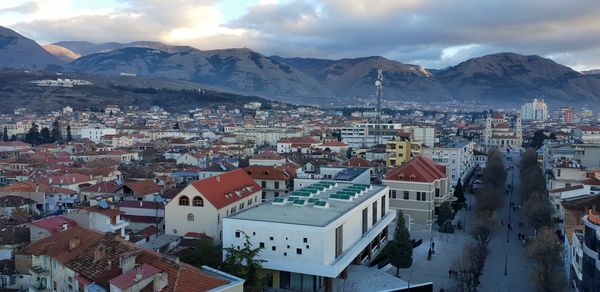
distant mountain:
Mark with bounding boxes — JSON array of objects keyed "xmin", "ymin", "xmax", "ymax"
[
  {"xmin": 436, "ymin": 52, "xmax": 600, "ymax": 104},
  {"xmin": 42, "ymin": 44, "xmax": 81, "ymax": 62},
  {"xmin": 0, "ymin": 25, "xmax": 64, "ymax": 69},
  {"xmin": 72, "ymin": 47, "xmax": 330, "ymax": 100},
  {"xmin": 272, "ymin": 56, "xmax": 450, "ymax": 100},
  {"xmin": 54, "ymin": 40, "xmax": 198, "ymax": 56},
  {"xmin": 582, "ymin": 69, "xmax": 600, "ymax": 75}
]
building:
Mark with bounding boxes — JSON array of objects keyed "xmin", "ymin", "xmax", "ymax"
[
  {"xmin": 561, "ymin": 107, "xmax": 575, "ymax": 123},
  {"xmin": 78, "ymin": 127, "xmax": 117, "ymax": 143},
  {"xmin": 382, "ymin": 156, "xmax": 453, "ymax": 229},
  {"xmin": 573, "ymin": 126, "xmax": 600, "ymax": 144},
  {"xmin": 520, "ymin": 98, "xmax": 548, "ymax": 121},
  {"xmin": 341, "ymin": 123, "xmax": 403, "ymax": 148},
  {"xmin": 571, "ymin": 211, "xmax": 600, "ymax": 291},
  {"xmin": 17, "ymin": 226, "xmax": 244, "ymax": 292},
  {"xmin": 65, "ymin": 205, "xmax": 130, "ymax": 239},
  {"xmin": 422, "ymin": 136, "xmax": 475, "ymax": 185},
  {"xmin": 482, "ymin": 113, "xmax": 523, "ymax": 151},
  {"xmin": 249, "ymin": 151, "xmax": 286, "ymax": 166},
  {"xmin": 276, "ymin": 137, "xmax": 321, "ymax": 154},
  {"xmin": 244, "ymin": 165, "xmax": 294, "ymax": 201},
  {"xmin": 294, "ymin": 167, "xmax": 371, "ymax": 190},
  {"xmin": 165, "ymin": 169, "xmax": 262, "ymax": 241},
  {"xmin": 412, "ymin": 127, "xmax": 435, "ymax": 148},
  {"xmin": 223, "ymin": 181, "xmax": 394, "ymax": 291},
  {"xmin": 385, "ymin": 139, "xmax": 422, "ymax": 168}
]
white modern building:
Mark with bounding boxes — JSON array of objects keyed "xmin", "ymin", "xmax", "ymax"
[
  {"xmin": 341, "ymin": 123, "xmax": 402, "ymax": 148},
  {"xmin": 223, "ymin": 182, "xmax": 394, "ymax": 291},
  {"xmin": 520, "ymin": 98, "xmax": 548, "ymax": 121},
  {"xmin": 411, "ymin": 127, "xmax": 435, "ymax": 148},
  {"xmin": 78, "ymin": 127, "xmax": 117, "ymax": 143},
  {"xmin": 422, "ymin": 137, "xmax": 476, "ymax": 185}
]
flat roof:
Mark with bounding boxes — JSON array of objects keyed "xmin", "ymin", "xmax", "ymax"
[{"xmin": 227, "ymin": 182, "xmax": 386, "ymax": 227}]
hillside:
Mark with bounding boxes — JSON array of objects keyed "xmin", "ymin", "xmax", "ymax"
[
  {"xmin": 71, "ymin": 47, "xmax": 330, "ymax": 101},
  {"xmin": 42, "ymin": 44, "xmax": 81, "ymax": 62},
  {"xmin": 0, "ymin": 69, "xmax": 270, "ymax": 113},
  {"xmin": 54, "ymin": 40, "xmax": 200, "ymax": 55},
  {"xmin": 0, "ymin": 26, "xmax": 65, "ymax": 70},
  {"xmin": 436, "ymin": 52, "xmax": 600, "ymax": 104}
]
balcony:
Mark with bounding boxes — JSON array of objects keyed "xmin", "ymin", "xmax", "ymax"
[{"xmin": 110, "ymin": 219, "xmax": 129, "ymax": 230}]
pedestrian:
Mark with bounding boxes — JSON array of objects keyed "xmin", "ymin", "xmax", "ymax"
[{"xmin": 449, "ymin": 269, "xmax": 452, "ymax": 278}]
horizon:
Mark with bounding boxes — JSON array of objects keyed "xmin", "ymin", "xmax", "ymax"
[{"xmin": 1, "ymin": 0, "xmax": 599, "ymax": 70}]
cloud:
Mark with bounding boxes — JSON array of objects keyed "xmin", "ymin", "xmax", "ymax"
[{"xmin": 5, "ymin": 0, "xmax": 600, "ymax": 70}]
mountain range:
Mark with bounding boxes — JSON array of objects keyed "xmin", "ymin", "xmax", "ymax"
[{"xmin": 2, "ymin": 25, "xmax": 600, "ymax": 108}]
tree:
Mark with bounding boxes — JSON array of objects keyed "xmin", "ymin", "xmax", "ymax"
[
  {"xmin": 40, "ymin": 127, "xmax": 51, "ymax": 144},
  {"xmin": 2, "ymin": 127, "xmax": 8, "ymax": 142},
  {"xmin": 531, "ymin": 130, "xmax": 547, "ymax": 149},
  {"xmin": 524, "ymin": 191, "xmax": 553, "ymax": 231},
  {"xmin": 24, "ymin": 123, "xmax": 40, "ymax": 145},
  {"xmin": 51, "ymin": 119, "xmax": 62, "ymax": 143},
  {"xmin": 66, "ymin": 124, "xmax": 73, "ymax": 142},
  {"xmin": 452, "ymin": 178, "xmax": 466, "ymax": 212},
  {"xmin": 526, "ymin": 228, "xmax": 567, "ymax": 292},
  {"xmin": 437, "ymin": 202, "xmax": 454, "ymax": 232},
  {"xmin": 173, "ymin": 121, "xmax": 180, "ymax": 130},
  {"xmin": 389, "ymin": 210, "xmax": 413, "ymax": 276},
  {"xmin": 223, "ymin": 231, "xmax": 266, "ymax": 291},
  {"xmin": 452, "ymin": 243, "xmax": 487, "ymax": 292},
  {"xmin": 471, "ymin": 222, "xmax": 492, "ymax": 249},
  {"xmin": 10, "ymin": 135, "xmax": 16, "ymax": 141},
  {"xmin": 180, "ymin": 238, "xmax": 221, "ymax": 269},
  {"xmin": 475, "ymin": 187, "xmax": 504, "ymax": 214}
]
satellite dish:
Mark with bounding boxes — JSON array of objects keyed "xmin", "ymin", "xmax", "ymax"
[{"xmin": 375, "ymin": 80, "xmax": 381, "ymax": 86}]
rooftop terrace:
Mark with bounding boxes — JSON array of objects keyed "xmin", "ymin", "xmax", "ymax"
[{"xmin": 228, "ymin": 181, "xmax": 386, "ymax": 227}]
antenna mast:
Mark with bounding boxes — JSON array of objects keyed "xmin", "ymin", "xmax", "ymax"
[{"xmin": 375, "ymin": 68, "xmax": 383, "ymax": 145}]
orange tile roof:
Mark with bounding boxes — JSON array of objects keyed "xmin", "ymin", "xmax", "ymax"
[
  {"xmin": 123, "ymin": 180, "xmax": 160, "ymax": 195},
  {"xmin": 244, "ymin": 165, "xmax": 293, "ymax": 181},
  {"xmin": 187, "ymin": 169, "xmax": 261, "ymax": 209},
  {"xmin": 342, "ymin": 157, "xmax": 374, "ymax": 167},
  {"xmin": 384, "ymin": 156, "xmax": 447, "ymax": 183}
]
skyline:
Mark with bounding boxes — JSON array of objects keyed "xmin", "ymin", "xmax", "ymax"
[{"xmin": 0, "ymin": 0, "xmax": 599, "ymax": 70}]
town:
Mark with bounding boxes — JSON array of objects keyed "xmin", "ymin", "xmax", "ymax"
[{"xmin": 0, "ymin": 97, "xmax": 597, "ymax": 291}]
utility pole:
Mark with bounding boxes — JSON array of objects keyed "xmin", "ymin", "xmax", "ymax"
[{"xmin": 375, "ymin": 69, "xmax": 383, "ymax": 145}]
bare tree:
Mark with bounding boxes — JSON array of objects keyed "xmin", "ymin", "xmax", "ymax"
[
  {"xmin": 526, "ymin": 228, "xmax": 567, "ymax": 292},
  {"xmin": 524, "ymin": 191, "xmax": 553, "ymax": 231},
  {"xmin": 475, "ymin": 186, "xmax": 504, "ymax": 215},
  {"xmin": 482, "ymin": 149, "xmax": 507, "ymax": 187},
  {"xmin": 452, "ymin": 243, "xmax": 487, "ymax": 292},
  {"xmin": 471, "ymin": 221, "xmax": 493, "ymax": 249}
]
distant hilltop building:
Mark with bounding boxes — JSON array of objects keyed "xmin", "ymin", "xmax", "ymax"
[
  {"xmin": 482, "ymin": 113, "xmax": 522, "ymax": 151},
  {"xmin": 520, "ymin": 98, "xmax": 548, "ymax": 121},
  {"xmin": 31, "ymin": 78, "xmax": 92, "ymax": 87}
]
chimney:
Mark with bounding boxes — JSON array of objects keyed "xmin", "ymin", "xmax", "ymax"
[
  {"xmin": 216, "ymin": 176, "xmax": 221, "ymax": 183},
  {"xmin": 62, "ymin": 222, "xmax": 68, "ymax": 231},
  {"xmin": 49, "ymin": 177, "xmax": 53, "ymax": 184},
  {"xmin": 135, "ymin": 267, "xmax": 143, "ymax": 282},
  {"xmin": 35, "ymin": 183, "xmax": 39, "ymax": 193},
  {"xmin": 69, "ymin": 237, "xmax": 80, "ymax": 251},
  {"xmin": 120, "ymin": 254, "xmax": 138, "ymax": 274}
]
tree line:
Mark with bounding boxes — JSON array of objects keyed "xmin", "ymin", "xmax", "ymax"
[{"xmin": 10, "ymin": 120, "xmax": 73, "ymax": 145}]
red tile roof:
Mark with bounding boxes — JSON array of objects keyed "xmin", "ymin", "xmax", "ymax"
[
  {"xmin": 250, "ymin": 151, "xmax": 283, "ymax": 160},
  {"xmin": 81, "ymin": 181, "xmax": 119, "ymax": 193},
  {"xmin": 244, "ymin": 165, "xmax": 293, "ymax": 181},
  {"xmin": 384, "ymin": 156, "xmax": 447, "ymax": 183},
  {"xmin": 342, "ymin": 157, "xmax": 374, "ymax": 167},
  {"xmin": 123, "ymin": 180, "xmax": 160, "ymax": 195},
  {"xmin": 584, "ymin": 178, "xmax": 600, "ymax": 186},
  {"xmin": 187, "ymin": 169, "xmax": 261, "ymax": 209},
  {"xmin": 31, "ymin": 216, "xmax": 78, "ymax": 233},
  {"xmin": 118, "ymin": 200, "xmax": 164, "ymax": 209},
  {"xmin": 550, "ymin": 185, "xmax": 584, "ymax": 193},
  {"xmin": 320, "ymin": 140, "xmax": 349, "ymax": 147},
  {"xmin": 578, "ymin": 125, "xmax": 600, "ymax": 132},
  {"xmin": 278, "ymin": 137, "xmax": 320, "ymax": 144},
  {"xmin": 109, "ymin": 264, "xmax": 160, "ymax": 289}
]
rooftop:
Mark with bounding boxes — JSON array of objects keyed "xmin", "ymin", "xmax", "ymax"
[{"xmin": 228, "ymin": 182, "xmax": 386, "ymax": 227}]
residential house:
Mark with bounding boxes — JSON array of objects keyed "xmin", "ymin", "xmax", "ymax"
[
  {"xmin": 113, "ymin": 180, "xmax": 161, "ymax": 201},
  {"xmin": 244, "ymin": 165, "xmax": 295, "ymax": 201}
]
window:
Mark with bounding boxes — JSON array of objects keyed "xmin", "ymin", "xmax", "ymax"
[
  {"xmin": 303, "ymin": 237, "xmax": 308, "ymax": 243},
  {"xmin": 389, "ymin": 190, "xmax": 397, "ymax": 199},
  {"xmin": 381, "ymin": 195, "xmax": 386, "ymax": 218},
  {"xmin": 259, "ymin": 242, "xmax": 264, "ymax": 248},
  {"xmin": 297, "ymin": 248, "xmax": 302, "ymax": 255},
  {"xmin": 187, "ymin": 213, "xmax": 194, "ymax": 221},
  {"xmin": 274, "ymin": 192, "xmax": 279, "ymax": 197},
  {"xmin": 261, "ymin": 181, "xmax": 267, "ymax": 188},
  {"xmin": 403, "ymin": 191, "xmax": 409, "ymax": 200},
  {"xmin": 179, "ymin": 195, "xmax": 189, "ymax": 206},
  {"xmin": 335, "ymin": 225, "xmax": 343, "ymax": 258},
  {"xmin": 235, "ymin": 231, "xmax": 240, "ymax": 238},
  {"xmin": 272, "ymin": 246, "xmax": 277, "ymax": 251},
  {"xmin": 275, "ymin": 181, "xmax": 280, "ymax": 189},
  {"xmin": 270, "ymin": 236, "xmax": 274, "ymax": 240},
  {"xmin": 362, "ymin": 208, "xmax": 368, "ymax": 235},
  {"xmin": 435, "ymin": 189, "xmax": 440, "ymax": 197},
  {"xmin": 372, "ymin": 202, "xmax": 378, "ymax": 225},
  {"xmin": 557, "ymin": 169, "xmax": 561, "ymax": 177},
  {"xmin": 262, "ymin": 192, "xmax": 266, "ymax": 201},
  {"xmin": 192, "ymin": 196, "xmax": 204, "ymax": 207}
]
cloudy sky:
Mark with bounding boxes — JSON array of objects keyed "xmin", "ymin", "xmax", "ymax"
[{"xmin": 1, "ymin": 0, "xmax": 600, "ymax": 70}]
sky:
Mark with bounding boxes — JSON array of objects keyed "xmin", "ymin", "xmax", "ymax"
[{"xmin": 1, "ymin": 0, "xmax": 600, "ymax": 70}]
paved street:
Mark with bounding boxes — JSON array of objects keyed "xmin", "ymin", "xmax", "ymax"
[{"xmin": 388, "ymin": 151, "xmax": 538, "ymax": 291}]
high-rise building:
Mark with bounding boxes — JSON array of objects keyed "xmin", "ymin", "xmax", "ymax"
[
  {"xmin": 520, "ymin": 98, "xmax": 548, "ymax": 121},
  {"xmin": 561, "ymin": 107, "xmax": 575, "ymax": 123},
  {"xmin": 482, "ymin": 113, "xmax": 523, "ymax": 151}
]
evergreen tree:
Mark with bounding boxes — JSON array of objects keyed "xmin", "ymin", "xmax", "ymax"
[
  {"xmin": 389, "ymin": 210, "xmax": 413, "ymax": 276},
  {"xmin": 452, "ymin": 178, "xmax": 466, "ymax": 212},
  {"xmin": 223, "ymin": 231, "xmax": 266, "ymax": 291},
  {"xmin": 437, "ymin": 202, "xmax": 454, "ymax": 232},
  {"xmin": 10, "ymin": 135, "xmax": 17, "ymax": 141},
  {"xmin": 2, "ymin": 127, "xmax": 8, "ymax": 142},
  {"xmin": 66, "ymin": 125, "xmax": 73, "ymax": 142},
  {"xmin": 25, "ymin": 123, "xmax": 40, "ymax": 145},
  {"xmin": 180, "ymin": 238, "xmax": 221, "ymax": 268},
  {"xmin": 173, "ymin": 121, "xmax": 180, "ymax": 130},
  {"xmin": 40, "ymin": 127, "xmax": 51, "ymax": 144},
  {"xmin": 51, "ymin": 119, "xmax": 62, "ymax": 143}
]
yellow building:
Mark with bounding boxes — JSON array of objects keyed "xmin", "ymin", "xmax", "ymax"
[{"xmin": 386, "ymin": 139, "xmax": 422, "ymax": 167}]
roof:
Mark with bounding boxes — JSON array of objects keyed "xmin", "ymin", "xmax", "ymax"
[
  {"xmin": 109, "ymin": 264, "xmax": 160, "ymax": 289},
  {"xmin": 31, "ymin": 216, "xmax": 78, "ymax": 233},
  {"xmin": 81, "ymin": 181, "xmax": 119, "ymax": 193},
  {"xmin": 229, "ymin": 182, "xmax": 386, "ymax": 227},
  {"xmin": 123, "ymin": 180, "xmax": 160, "ymax": 196},
  {"xmin": 584, "ymin": 178, "xmax": 600, "ymax": 186},
  {"xmin": 187, "ymin": 169, "xmax": 261, "ymax": 209},
  {"xmin": 342, "ymin": 157, "xmax": 374, "ymax": 168},
  {"xmin": 550, "ymin": 185, "xmax": 584, "ymax": 193},
  {"xmin": 278, "ymin": 137, "xmax": 320, "ymax": 144},
  {"xmin": 19, "ymin": 226, "xmax": 103, "ymax": 264},
  {"xmin": 578, "ymin": 125, "xmax": 600, "ymax": 132},
  {"xmin": 384, "ymin": 156, "xmax": 447, "ymax": 183},
  {"xmin": 118, "ymin": 200, "xmax": 164, "ymax": 209},
  {"xmin": 244, "ymin": 165, "xmax": 292, "ymax": 181},
  {"xmin": 83, "ymin": 206, "xmax": 124, "ymax": 217},
  {"xmin": 320, "ymin": 140, "xmax": 349, "ymax": 147},
  {"xmin": 250, "ymin": 151, "xmax": 283, "ymax": 160},
  {"xmin": 0, "ymin": 195, "xmax": 37, "ymax": 207}
]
